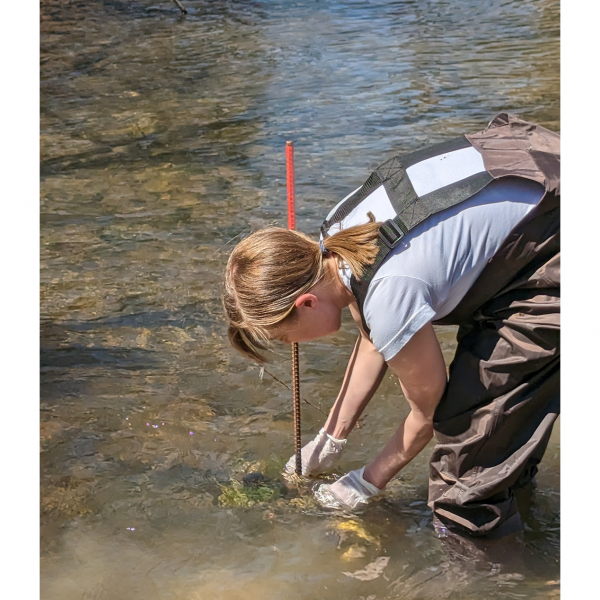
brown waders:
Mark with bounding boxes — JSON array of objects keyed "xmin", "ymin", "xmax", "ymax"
[{"xmin": 429, "ymin": 189, "xmax": 560, "ymax": 537}]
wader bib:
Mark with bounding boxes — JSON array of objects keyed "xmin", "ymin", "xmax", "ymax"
[{"xmin": 322, "ymin": 113, "xmax": 560, "ymax": 537}]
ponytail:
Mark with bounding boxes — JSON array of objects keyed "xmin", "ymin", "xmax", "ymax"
[{"xmin": 321, "ymin": 213, "xmax": 380, "ymax": 279}]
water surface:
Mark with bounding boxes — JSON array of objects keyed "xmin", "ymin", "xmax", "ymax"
[{"xmin": 41, "ymin": 1, "xmax": 560, "ymax": 598}]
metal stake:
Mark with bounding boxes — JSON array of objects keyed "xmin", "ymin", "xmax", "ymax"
[{"xmin": 286, "ymin": 141, "xmax": 302, "ymax": 476}]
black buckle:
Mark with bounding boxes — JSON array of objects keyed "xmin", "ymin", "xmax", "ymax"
[{"xmin": 378, "ymin": 219, "xmax": 405, "ymax": 249}]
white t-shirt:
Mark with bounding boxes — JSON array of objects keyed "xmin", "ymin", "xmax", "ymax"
[{"xmin": 326, "ymin": 177, "xmax": 544, "ymax": 361}]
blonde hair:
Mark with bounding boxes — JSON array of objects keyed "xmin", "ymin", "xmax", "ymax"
[{"xmin": 223, "ymin": 220, "xmax": 380, "ymax": 362}]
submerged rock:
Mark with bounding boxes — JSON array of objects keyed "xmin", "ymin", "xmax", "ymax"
[{"xmin": 242, "ymin": 471, "xmax": 267, "ymax": 487}]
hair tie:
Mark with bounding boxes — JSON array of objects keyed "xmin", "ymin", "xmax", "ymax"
[{"xmin": 319, "ymin": 238, "xmax": 327, "ymax": 255}]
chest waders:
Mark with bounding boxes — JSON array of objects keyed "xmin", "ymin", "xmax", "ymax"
[
  {"xmin": 320, "ymin": 112, "xmax": 560, "ymax": 335},
  {"xmin": 322, "ymin": 113, "xmax": 560, "ymax": 538}
]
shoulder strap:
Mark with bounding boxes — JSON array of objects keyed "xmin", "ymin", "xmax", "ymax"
[{"xmin": 322, "ymin": 135, "xmax": 494, "ymax": 334}]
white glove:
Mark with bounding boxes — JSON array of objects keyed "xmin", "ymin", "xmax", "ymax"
[
  {"xmin": 284, "ymin": 428, "xmax": 347, "ymax": 476},
  {"xmin": 313, "ymin": 467, "xmax": 382, "ymax": 509}
]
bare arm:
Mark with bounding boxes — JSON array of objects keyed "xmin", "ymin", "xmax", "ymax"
[
  {"xmin": 363, "ymin": 322, "xmax": 447, "ymax": 489},
  {"xmin": 323, "ymin": 330, "xmax": 388, "ymax": 440}
]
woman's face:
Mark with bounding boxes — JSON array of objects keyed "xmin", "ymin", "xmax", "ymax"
[{"xmin": 269, "ymin": 293, "xmax": 343, "ymax": 344}]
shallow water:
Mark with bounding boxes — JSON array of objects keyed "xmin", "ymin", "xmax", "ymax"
[{"xmin": 40, "ymin": 1, "xmax": 560, "ymax": 598}]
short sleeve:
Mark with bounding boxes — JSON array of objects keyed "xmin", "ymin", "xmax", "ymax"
[{"xmin": 364, "ymin": 275, "xmax": 436, "ymax": 361}]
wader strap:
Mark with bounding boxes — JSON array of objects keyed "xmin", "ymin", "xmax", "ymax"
[
  {"xmin": 321, "ymin": 171, "xmax": 384, "ymax": 239},
  {"xmin": 321, "ymin": 135, "xmax": 474, "ymax": 239},
  {"xmin": 351, "ymin": 169, "xmax": 493, "ymax": 334},
  {"xmin": 321, "ymin": 135, "xmax": 495, "ymax": 334}
]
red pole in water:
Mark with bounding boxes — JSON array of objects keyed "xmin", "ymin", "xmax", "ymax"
[
  {"xmin": 286, "ymin": 141, "xmax": 302, "ymax": 477},
  {"xmin": 286, "ymin": 142, "xmax": 296, "ymax": 231}
]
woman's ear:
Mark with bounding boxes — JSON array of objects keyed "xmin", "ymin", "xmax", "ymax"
[{"xmin": 294, "ymin": 293, "xmax": 319, "ymax": 310}]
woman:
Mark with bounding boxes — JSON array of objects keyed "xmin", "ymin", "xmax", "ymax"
[{"xmin": 223, "ymin": 114, "xmax": 560, "ymax": 539}]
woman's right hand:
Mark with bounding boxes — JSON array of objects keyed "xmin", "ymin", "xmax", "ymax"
[{"xmin": 284, "ymin": 428, "xmax": 346, "ymax": 476}]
